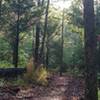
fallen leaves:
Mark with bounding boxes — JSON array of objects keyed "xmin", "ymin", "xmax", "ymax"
[{"xmin": 0, "ymin": 75, "xmax": 85, "ymax": 100}]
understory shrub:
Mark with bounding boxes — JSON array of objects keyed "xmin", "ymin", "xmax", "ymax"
[
  {"xmin": 24, "ymin": 58, "xmax": 48, "ymax": 86},
  {"xmin": 0, "ymin": 61, "xmax": 13, "ymax": 68}
]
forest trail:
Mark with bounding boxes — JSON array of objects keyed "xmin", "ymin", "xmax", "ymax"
[{"xmin": 0, "ymin": 75, "xmax": 85, "ymax": 100}]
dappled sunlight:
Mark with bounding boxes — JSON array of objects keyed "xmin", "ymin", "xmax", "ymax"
[
  {"xmin": 51, "ymin": 0, "xmax": 72, "ymax": 10},
  {"xmin": 0, "ymin": 0, "xmax": 99, "ymax": 100}
]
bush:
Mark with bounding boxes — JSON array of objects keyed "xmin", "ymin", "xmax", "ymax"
[
  {"xmin": 34, "ymin": 65, "xmax": 48, "ymax": 85},
  {"xmin": 18, "ymin": 49, "xmax": 28, "ymax": 67},
  {"xmin": 67, "ymin": 67, "xmax": 82, "ymax": 76},
  {"xmin": 0, "ymin": 61, "xmax": 13, "ymax": 68},
  {"xmin": 24, "ymin": 58, "xmax": 48, "ymax": 86}
]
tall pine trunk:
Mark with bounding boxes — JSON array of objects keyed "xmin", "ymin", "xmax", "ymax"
[
  {"xmin": 41, "ymin": 0, "xmax": 44, "ymax": 6},
  {"xmin": 83, "ymin": 0, "xmax": 98, "ymax": 100},
  {"xmin": 60, "ymin": 9, "xmax": 64, "ymax": 76},
  {"xmin": 34, "ymin": 0, "xmax": 41, "ymax": 68},
  {"xmin": 13, "ymin": 0, "xmax": 20, "ymax": 68},
  {"xmin": 34, "ymin": 24, "xmax": 40, "ymax": 67},
  {"xmin": 0, "ymin": 0, "xmax": 2, "ymax": 31},
  {"xmin": 40, "ymin": 0, "xmax": 49, "ymax": 65},
  {"xmin": 45, "ymin": 0, "xmax": 50, "ymax": 67},
  {"xmin": 46, "ymin": 35, "xmax": 49, "ymax": 67},
  {"xmin": 0, "ymin": 0, "xmax": 2, "ymax": 18}
]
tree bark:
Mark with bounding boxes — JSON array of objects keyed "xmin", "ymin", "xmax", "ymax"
[
  {"xmin": 83, "ymin": 0, "xmax": 98, "ymax": 100},
  {"xmin": 13, "ymin": 0, "xmax": 20, "ymax": 68},
  {"xmin": 0, "ymin": 0, "xmax": 2, "ymax": 18},
  {"xmin": 40, "ymin": 0, "xmax": 50, "ymax": 65},
  {"xmin": 41, "ymin": 0, "xmax": 44, "ymax": 6},
  {"xmin": 34, "ymin": 0, "xmax": 41, "ymax": 68},
  {"xmin": 60, "ymin": 9, "xmax": 64, "ymax": 76},
  {"xmin": 46, "ymin": 33, "xmax": 49, "ymax": 67},
  {"xmin": 34, "ymin": 24, "xmax": 40, "ymax": 67},
  {"xmin": 0, "ymin": 0, "xmax": 2, "ymax": 30},
  {"xmin": 97, "ymin": 41, "xmax": 100, "ymax": 70}
]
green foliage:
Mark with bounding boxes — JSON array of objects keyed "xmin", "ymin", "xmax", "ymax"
[
  {"xmin": 0, "ymin": 61, "xmax": 13, "ymax": 68},
  {"xmin": 0, "ymin": 37, "xmax": 12, "ymax": 61},
  {"xmin": 1, "ymin": 0, "xmax": 98, "ymax": 77},
  {"xmin": 18, "ymin": 49, "xmax": 28, "ymax": 67},
  {"xmin": 67, "ymin": 67, "xmax": 82, "ymax": 76},
  {"xmin": 67, "ymin": 0, "xmax": 83, "ymax": 27},
  {"xmin": 98, "ymin": 90, "xmax": 100, "ymax": 100}
]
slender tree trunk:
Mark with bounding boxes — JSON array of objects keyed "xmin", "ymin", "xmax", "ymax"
[
  {"xmin": 13, "ymin": 0, "xmax": 20, "ymax": 68},
  {"xmin": 83, "ymin": 0, "xmax": 98, "ymax": 100},
  {"xmin": 34, "ymin": 24, "xmax": 40, "ymax": 67},
  {"xmin": 0, "ymin": 0, "xmax": 2, "ymax": 18},
  {"xmin": 40, "ymin": 0, "xmax": 50, "ymax": 64},
  {"xmin": 45, "ymin": 0, "xmax": 50, "ymax": 67},
  {"xmin": 41, "ymin": 0, "xmax": 44, "ymax": 6},
  {"xmin": 34, "ymin": 0, "xmax": 41, "ymax": 68},
  {"xmin": 0, "ymin": 0, "xmax": 2, "ymax": 30},
  {"xmin": 96, "ymin": 0, "xmax": 100, "ymax": 71},
  {"xmin": 46, "ymin": 33, "xmax": 49, "ymax": 67},
  {"xmin": 60, "ymin": 9, "xmax": 64, "ymax": 76},
  {"xmin": 97, "ymin": 41, "xmax": 100, "ymax": 70}
]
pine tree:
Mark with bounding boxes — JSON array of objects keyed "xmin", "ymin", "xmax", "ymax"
[
  {"xmin": 84, "ymin": 0, "xmax": 98, "ymax": 100},
  {"xmin": 8, "ymin": 0, "xmax": 34, "ymax": 67}
]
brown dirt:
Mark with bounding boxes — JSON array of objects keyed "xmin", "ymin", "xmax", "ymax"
[{"xmin": 0, "ymin": 75, "xmax": 85, "ymax": 100}]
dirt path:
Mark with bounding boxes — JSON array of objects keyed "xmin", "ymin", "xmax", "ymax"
[{"xmin": 0, "ymin": 75, "xmax": 85, "ymax": 100}]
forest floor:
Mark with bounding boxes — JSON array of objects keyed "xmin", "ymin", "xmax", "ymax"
[{"xmin": 0, "ymin": 74, "xmax": 85, "ymax": 100}]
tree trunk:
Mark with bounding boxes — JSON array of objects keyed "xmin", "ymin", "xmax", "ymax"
[
  {"xmin": 60, "ymin": 9, "xmax": 64, "ymax": 76},
  {"xmin": 45, "ymin": 0, "xmax": 50, "ymax": 67},
  {"xmin": 34, "ymin": 0, "xmax": 41, "ymax": 68},
  {"xmin": 34, "ymin": 24, "xmax": 40, "ymax": 67},
  {"xmin": 0, "ymin": 0, "xmax": 2, "ymax": 18},
  {"xmin": 13, "ymin": 0, "xmax": 20, "ymax": 68},
  {"xmin": 0, "ymin": 0, "xmax": 2, "ymax": 31},
  {"xmin": 46, "ymin": 34, "xmax": 49, "ymax": 67},
  {"xmin": 97, "ymin": 41, "xmax": 100, "ymax": 71},
  {"xmin": 83, "ymin": 0, "xmax": 98, "ymax": 100},
  {"xmin": 40, "ymin": 0, "xmax": 50, "ymax": 65},
  {"xmin": 41, "ymin": 0, "xmax": 44, "ymax": 6}
]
